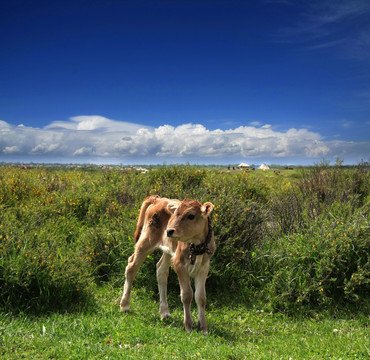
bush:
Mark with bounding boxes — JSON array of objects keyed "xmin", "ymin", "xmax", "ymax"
[
  {"xmin": 257, "ymin": 205, "xmax": 369, "ymax": 312},
  {"xmin": 0, "ymin": 164, "xmax": 368, "ymax": 314},
  {"xmin": 0, "ymin": 212, "xmax": 93, "ymax": 312},
  {"xmin": 253, "ymin": 163, "xmax": 370, "ymax": 312},
  {"xmin": 0, "ymin": 167, "xmax": 132, "ymax": 312}
]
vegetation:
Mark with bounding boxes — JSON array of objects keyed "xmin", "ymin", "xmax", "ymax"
[
  {"xmin": 0, "ymin": 163, "xmax": 368, "ymax": 358},
  {"xmin": 1, "ymin": 286, "xmax": 368, "ymax": 359}
]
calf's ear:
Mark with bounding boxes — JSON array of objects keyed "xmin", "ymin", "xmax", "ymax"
[
  {"xmin": 201, "ymin": 202, "xmax": 214, "ymax": 216},
  {"xmin": 167, "ymin": 202, "xmax": 179, "ymax": 214}
]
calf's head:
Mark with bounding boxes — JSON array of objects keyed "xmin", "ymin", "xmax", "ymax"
[{"xmin": 166, "ymin": 199, "xmax": 214, "ymax": 241}]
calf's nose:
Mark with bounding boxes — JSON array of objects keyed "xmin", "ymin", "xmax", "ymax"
[{"xmin": 166, "ymin": 229, "xmax": 175, "ymax": 237}]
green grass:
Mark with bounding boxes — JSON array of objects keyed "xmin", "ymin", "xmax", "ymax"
[
  {"xmin": 1, "ymin": 285, "xmax": 368, "ymax": 359},
  {"xmin": 0, "ymin": 164, "xmax": 369, "ymax": 358}
]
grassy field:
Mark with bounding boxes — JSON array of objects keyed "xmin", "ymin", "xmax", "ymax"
[
  {"xmin": 1, "ymin": 285, "xmax": 368, "ymax": 359},
  {"xmin": 0, "ymin": 164, "xmax": 369, "ymax": 359}
]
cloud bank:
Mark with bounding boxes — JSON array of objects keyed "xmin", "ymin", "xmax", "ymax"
[{"xmin": 0, "ymin": 116, "xmax": 368, "ymax": 164}]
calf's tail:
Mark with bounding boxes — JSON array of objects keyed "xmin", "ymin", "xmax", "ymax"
[{"xmin": 133, "ymin": 195, "xmax": 160, "ymax": 243}]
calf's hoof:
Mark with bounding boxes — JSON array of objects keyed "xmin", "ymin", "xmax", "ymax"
[
  {"xmin": 160, "ymin": 313, "xmax": 171, "ymax": 320},
  {"xmin": 197, "ymin": 323, "xmax": 208, "ymax": 335},
  {"xmin": 120, "ymin": 305, "xmax": 130, "ymax": 313},
  {"xmin": 183, "ymin": 322, "xmax": 194, "ymax": 332}
]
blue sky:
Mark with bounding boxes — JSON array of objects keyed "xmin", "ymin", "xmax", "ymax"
[{"xmin": 1, "ymin": 0, "xmax": 369, "ymax": 165}]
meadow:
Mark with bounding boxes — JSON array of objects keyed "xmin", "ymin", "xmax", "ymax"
[{"xmin": 0, "ymin": 164, "xmax": 369, "ymax": 359}]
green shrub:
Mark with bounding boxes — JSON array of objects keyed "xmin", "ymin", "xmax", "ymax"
[
  {"xmin": 0, "ymin": 212, "xmax": 93, "ymax": 312},
  {"xmin": 254, "ymin": 164, "xmax": 370, "ymax": 312},
  {"xmin": 0, "ymin": 165, "xmax": 368, "ymax": 314},
  {"xmin": 258, "ymin": 204, "xmax": 369, "ymax": 312}
]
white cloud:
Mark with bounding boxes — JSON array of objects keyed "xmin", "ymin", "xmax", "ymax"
[
  {"xmin": 3, "ymin": 146, "xmax": 21, "ymax": 154},
  {"xmin": 73, "ymin": 146, "xmax": 95, "ymax": 156},
  {"xmin": 0, "ymin": 115, "xmax": 368, "ymax": 164},
  {"xmin": 31, "ymin": 143, "xmax": 61, "ymax": 154},
  {"xmin": 0, "ymin": 120, "xmax": 11, "ymax": 129},
  {"xmin": 46, "ymin": 115, "xmax": 150, "ymax": 133}
]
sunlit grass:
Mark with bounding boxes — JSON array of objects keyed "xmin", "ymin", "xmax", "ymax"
[{"xmin": 1, "ymin": 285, "xmax": 368, "ymax": 359}]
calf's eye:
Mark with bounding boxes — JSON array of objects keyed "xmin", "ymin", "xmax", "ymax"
[{"xmin": 187, "ymin": 214, "xmax": 195, "ymax": 220}]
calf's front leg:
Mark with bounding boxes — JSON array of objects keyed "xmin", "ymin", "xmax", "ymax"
[
  {"xmin": 194, "ymin": 267, "xmax": 209, "ymax": 334},
  {"xmin": 175, "ymin": 269, "xmax": 193, "ymax": 331}
]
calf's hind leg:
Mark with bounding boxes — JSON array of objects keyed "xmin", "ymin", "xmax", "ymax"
[
  {"xmin": 156, "ymin": 253, "xmax": 172, "ymax": 319},
  {"xmin": 120, "ymin": 241, "xmax": 153, "ymax": 312}
]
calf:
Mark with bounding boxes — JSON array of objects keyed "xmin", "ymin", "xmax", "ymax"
[{"xmin": 120, "ymin": 195, "xmax": 215, "ymax": 334}]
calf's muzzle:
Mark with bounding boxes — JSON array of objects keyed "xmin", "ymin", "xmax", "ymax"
[{"xmin": 166, "ymin": 229, "xmax": 175, "ymax": 237}]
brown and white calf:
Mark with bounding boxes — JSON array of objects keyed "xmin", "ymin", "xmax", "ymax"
[{"xmin": 120, "ymin": 195, "xmax": 215, "ymax": 334}]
